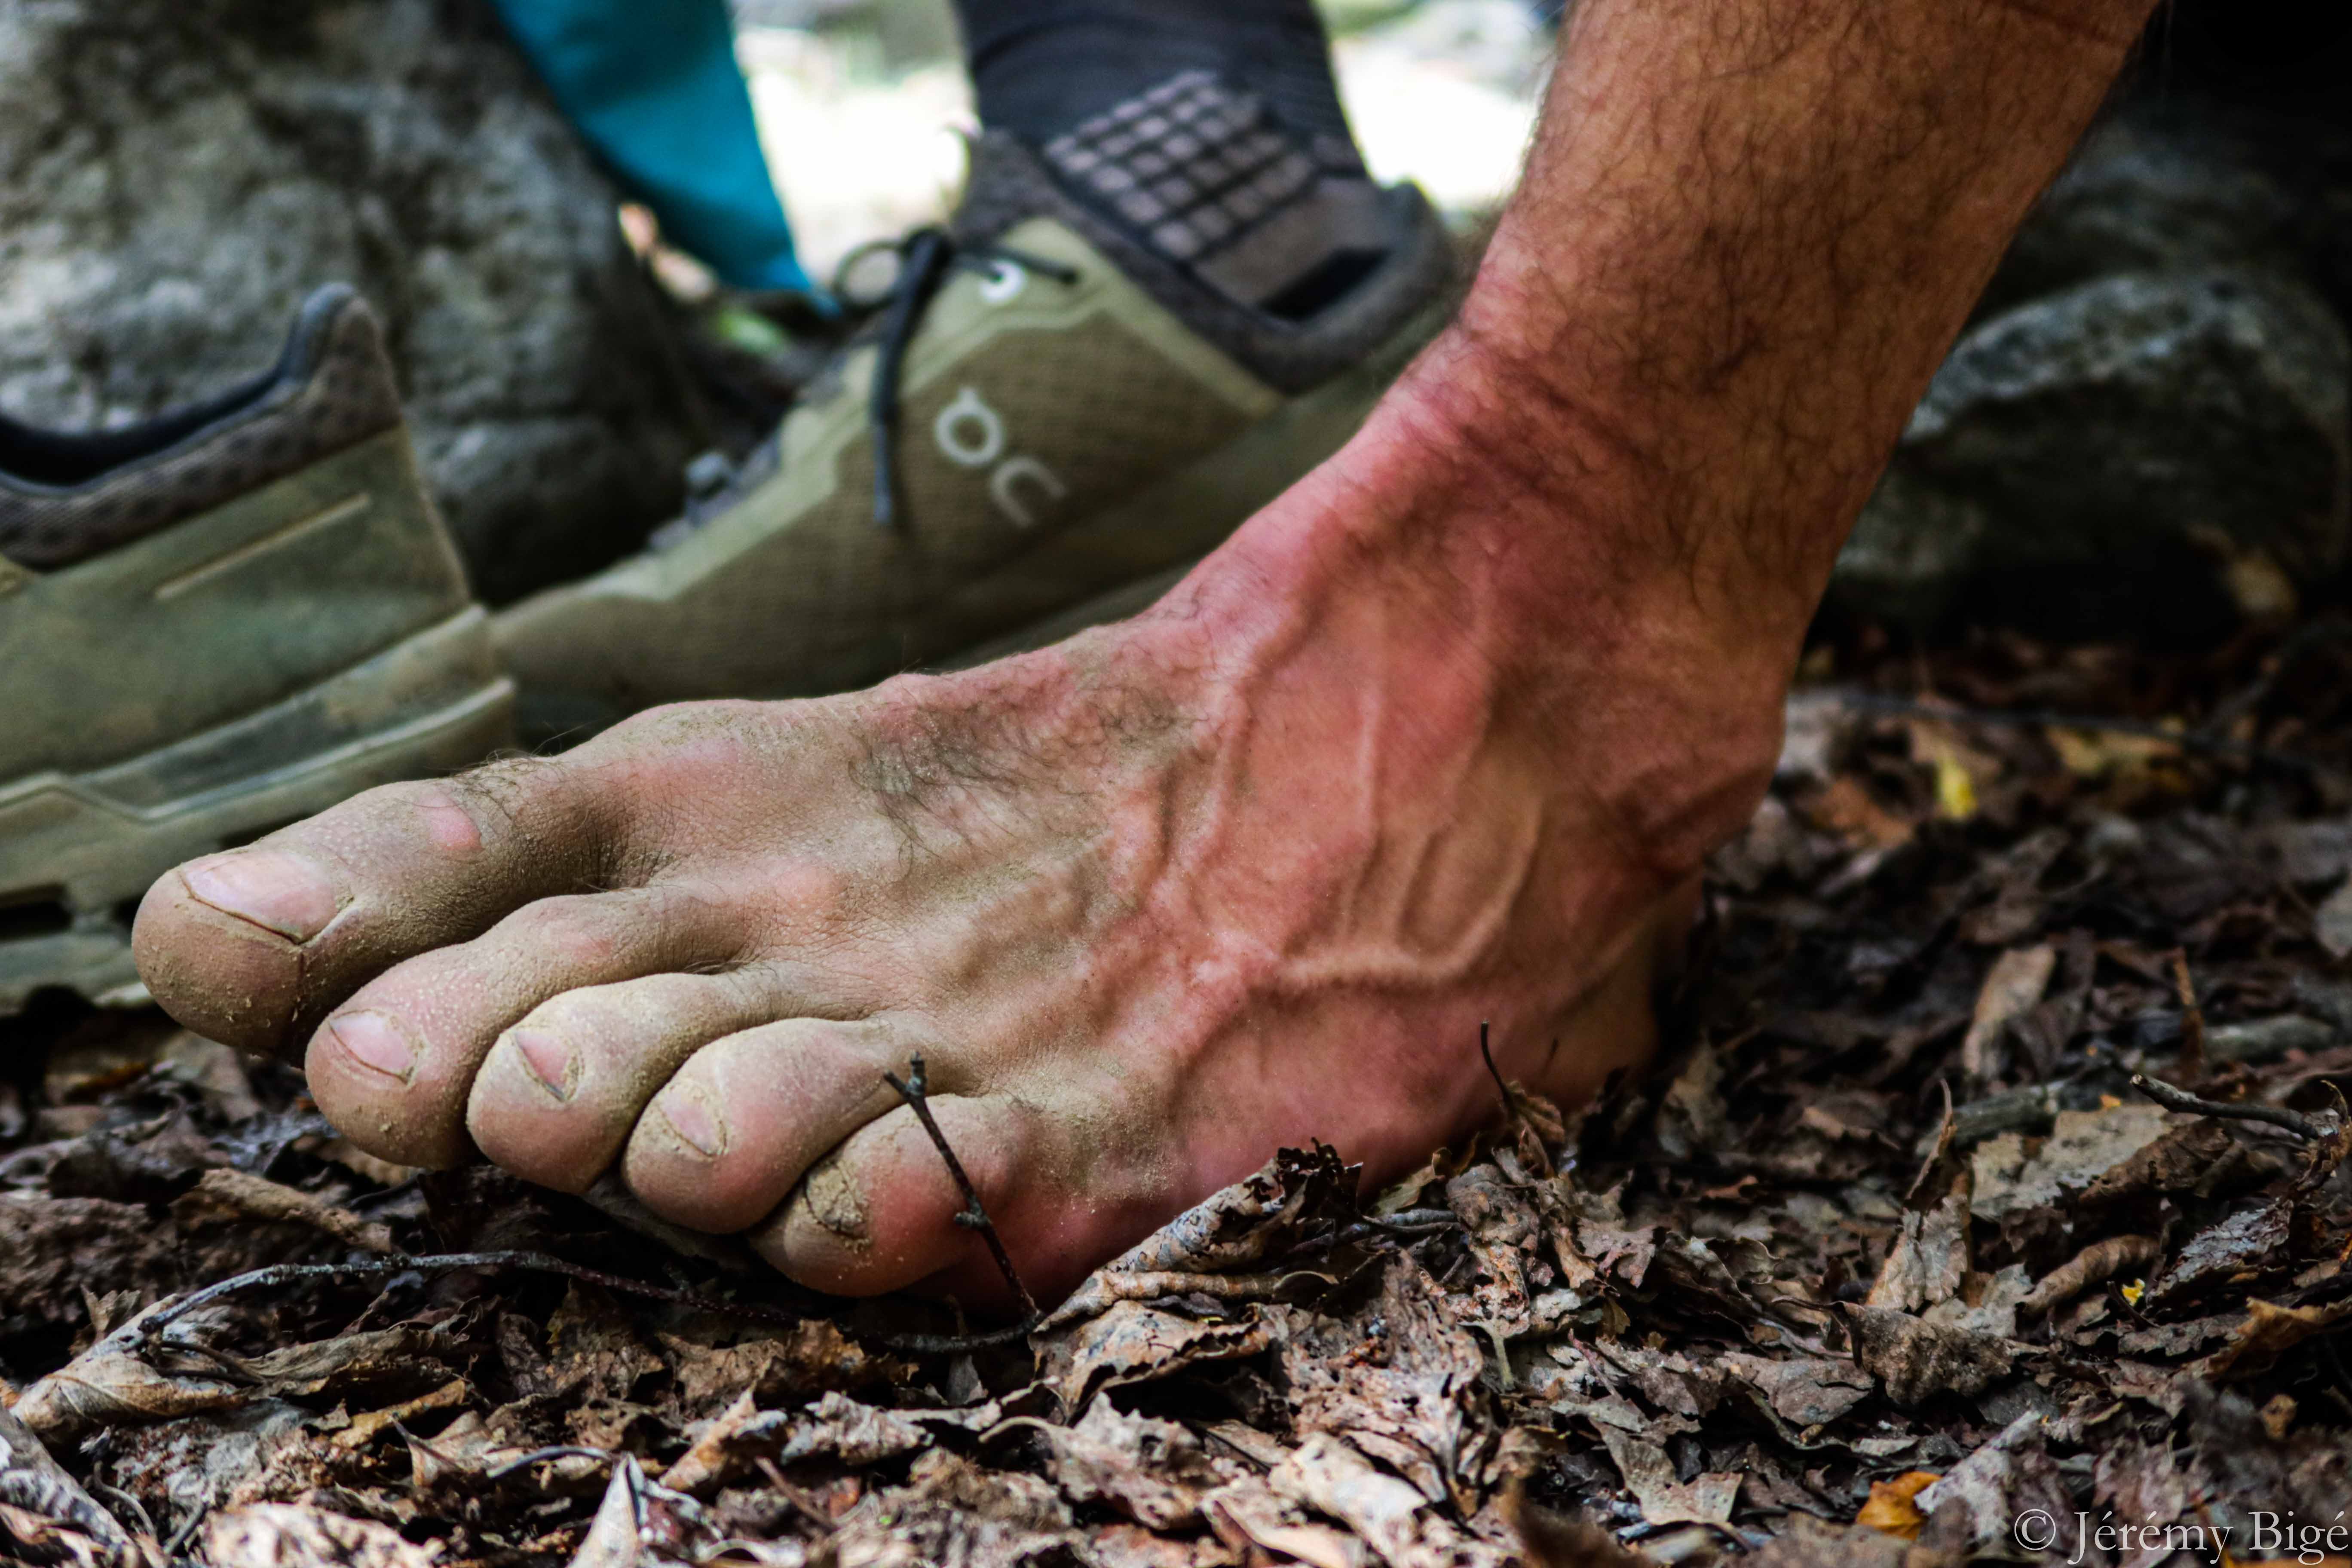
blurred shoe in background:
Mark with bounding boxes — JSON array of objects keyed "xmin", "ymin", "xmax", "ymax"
[{"xmin": 0, "ymin": 288, "xmax": 511, "ymax": 1014}]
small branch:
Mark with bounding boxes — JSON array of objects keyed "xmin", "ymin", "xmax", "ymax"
[
  {"xmin": 2169, "ymin": 950, "xmax": 2207, "ymax": 1088},
  {"xmin": 754, "ymin": 1457, "xmax": 838, "ymax": 1537},
  {"xmin": 1479, "ymin": 1021, "xmax": 1514, "ymax": 1124},
  {"xmin": 870, "ymin": 1319, "xmax": 1041, "ymax": 1355},
  {"xmin": 163, "ymin": 1494, "xmax": 210, "ymax": 1560},
  {"xmin": 884, "ymin": 1056, "xmax": 1039, "ymax": 1323},
  {"xmin": 2129, "ymin": 1074, "xmax": 2329, "ymax": 1141},
  {"xmin": 486, "ymin": 1446, "xmax": 619, "ymax": 1481},
  {"xmin": 133, "ymin": 1250, "xmax": 814, "ymax": 1348}
]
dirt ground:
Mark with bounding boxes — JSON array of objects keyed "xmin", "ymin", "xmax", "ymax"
[{"xmin": 5, "ymin": 616, "xmax": 2352, "ymax": 1568}]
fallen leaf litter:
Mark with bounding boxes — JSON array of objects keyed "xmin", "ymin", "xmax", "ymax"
[{"xmin": 4, "ymin": 627, "xmax": 2352, "ymax": 1566}]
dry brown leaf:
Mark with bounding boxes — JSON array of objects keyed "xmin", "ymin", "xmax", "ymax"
[
  {"xmin": 1865, "ymin": 1167, "xmax": 1972, "ymax": 1313},
  {"xmin": 2198, "ymin": 1297, "xmax": 2352, "ymax": 1381},
  {"xmin": 1846, "ymin": 1306, "xmax": 2014, "ymax": 1407},
  {"xmin": 1961, "ymin": 945, "xmax": 2056, "ymax": 1082},
  {"xmin": 0, "ymin": 1399, "xmax": 151, "ymax": 1567},
  {"xmin": 1028, "ymin": 1399, "xmax": 1222, "ymax": 1530},
  {"xmin": 658, "ymin": 1389, "xmax": 762, "ymax": 1495},
  {"xmin": 2079, "ymin": 1119, "xmax": 2243, "ymax": 1203},
  {"xmin": 1911, "ymin": 1413, "xmax": 2062, "ymax": 1548},
  {"xmin": 12, "ymin": 1339, "xmax": 245, "ymax": 1445},
  {"xmin": 1809, "ymin": 774, "xmax": 1916, "ymax": 851},
  {"xmin": 2019, "ymin": 1235, "xmax": 2159, "ymax": 1316},
  {"xmin": 203, "ymin": 1505, "xmax": 440, "ymax": 1568},
  {"xmin": 777, "ymin": 1390, "xmax": 932, "ymax": 1467},
  {"xmin": 1041, "ymin": 1302, "xmax": 1277, "ymax": 1413},
  {"xmin": 170, "ymin": 1168, "xmax": 397, "ymax": 1255},
  {"xmin": 1599, "ymin": 1431, "xmax": 1738, "ymax": 1528},
  {"xmin": 1855, "ymin": 1471, "xmax": 1939, "ymax": 1539},
  {"xmin": 656, "ymin": 1320, "xmax": 893, "ymax": 1412},
  {"xmin": 565, "ymin": 1456, "xmax": 709, "ymax": 1568},
  {"xmin": 1204, "ymin": 1480, "xmax": 1363, "ymax": 1568},
  {"xmin": 1501, "ymin": 1480, "xmax": 1659, "ymax": 1568},
  {"xmin": 1278, "ymin": 1257, "xmax": 1486, "ymax": 1509},
  {"xmin": 2144, "ymin": 1200, "xmax": 2295, "ymax": 1310},
  {"xmin": 1746, "ymin": 1514, "xmax": 1925, "ymax": 1568},
  {"xmin": 1971, "ymin": 1104, "xmax": 2175, "ymax": 1219},
  {"xmin": 1269, "ymin": 1434, "xmax": 1496, "ymax": 1568},
  {"xmin": 0, "ymin": 1194, "xmax": 181, "ymax": 1329},
  {"xmin": 1044, "ymin": 1146, "xmax": 1356, "ymax": 1329},
  {"xmin": 1715, "ymin": 1353, "xmax": 1874, "ymax": 1428}
]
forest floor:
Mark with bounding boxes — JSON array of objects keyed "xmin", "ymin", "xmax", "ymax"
[{"xmin": 5, "ymin": 619, "xmax": 2352, "ymax": 1568}]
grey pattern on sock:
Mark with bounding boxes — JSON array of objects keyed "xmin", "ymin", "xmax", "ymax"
[{"xmin": 1040, "ymin": 70, "xmax": 1390, "ymax": 311}]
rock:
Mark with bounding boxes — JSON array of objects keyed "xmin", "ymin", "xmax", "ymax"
[
  {"xmin": 0, "ymin": 0, "xmax": 705, "ymax": 603},
  {"xmin": 1982, "ymin": 112, "xmax": 2307, "ymax": 316},
  {"xmin": 1833, "ymin": 268, "xmax": 2352, "ymax": 637}
]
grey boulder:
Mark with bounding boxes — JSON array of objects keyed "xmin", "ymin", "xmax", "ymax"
[
  {"xmin": 0, "ymin": 0, "xmax": 707, "ymax": 603},
  {"xmin": 1834, "ymin": 268, "xmax": 2352, "ymax": 637}
]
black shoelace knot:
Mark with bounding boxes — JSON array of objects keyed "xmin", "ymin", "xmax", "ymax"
[{"xmin": 836, "ymin": 226, "xmax": 1079, "ymax": 530}]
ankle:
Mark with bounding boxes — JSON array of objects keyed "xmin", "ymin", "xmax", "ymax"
[{"xmin": 1186, "ymin": 345, "xmax": 1793, "ymax": 883}]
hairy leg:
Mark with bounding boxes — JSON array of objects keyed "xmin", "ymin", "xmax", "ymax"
[{"xmin": 135, "ymin": 0, "xmax": 2157, "ymax": 1305}]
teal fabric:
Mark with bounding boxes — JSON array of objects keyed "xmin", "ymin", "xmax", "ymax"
[{"xmin": 492, "ymin": 0, "xmax": 817, "ymax": 294}]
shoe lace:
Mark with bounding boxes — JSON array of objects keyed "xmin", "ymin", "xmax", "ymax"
[{"xmin": 834, "ymin": 226, "xmax": 1080, "ymax": 531}]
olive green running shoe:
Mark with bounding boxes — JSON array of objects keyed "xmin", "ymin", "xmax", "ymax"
[
  {"xmin": 496, "ymin": 126, "xmax": 1456, "ymax": 738},
  {"xmin": 0, "ymin": 287, "xmax": 513, "ymax": 1012}
]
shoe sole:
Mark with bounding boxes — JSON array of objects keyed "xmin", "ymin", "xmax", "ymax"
[{"xmin": 0, "ymin": 607, "xmax": 514, "ymax": 1014}]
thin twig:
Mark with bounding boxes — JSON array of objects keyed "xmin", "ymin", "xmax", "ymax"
[
  {"xmin": 86, "ymin": 1483, "xmax": 156, "ymax": 1542},
  {"xmin": 884, "ymin": 1055, "xmax": 1038, "ymax": 1323},
  {"xmin": 118, "ymin": 1240, "xmax": 1031, "ymax": 1365},
  {"xmin": 1479, "ymin": 1020, "xmax": 1514, "ymax": 1124},
  {"xmin": 485, "ymin": 1446, "xmax": 618, "ymax": 1481},
  {"xmin": 870, "ymin": 1320, "xmax": 1041, "ymax": 1354},
  {"xmin": 753, "ymin": 1457, "xmax": 838, "ymax": 1537},
  {"xmin": 162, "ymin": 1493, "xmax": 210, "ymax": 1559},
  {"xmin": 2129, "ymin": 1074, "xmax": 2330, "ymax": 1140},
  {"xmin": 134, "ymin": 1250, "xmax": 813, "ymax": 1345},
  {"xmin": 2169, "ymin": 949, "xmax": 2208, "ymax": 1088}
]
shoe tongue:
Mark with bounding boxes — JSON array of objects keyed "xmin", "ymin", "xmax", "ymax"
[{"xmin": 956, "ymin": 73, "xmax": 1393, "ymax": 319}]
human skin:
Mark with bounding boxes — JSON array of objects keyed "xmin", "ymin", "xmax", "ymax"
[{"xmin": 133, "ymin": 0, "xmax": 2158, "ymax": 1308}]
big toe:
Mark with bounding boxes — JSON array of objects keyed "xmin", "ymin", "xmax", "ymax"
[{"xmin": 134, "ymin": 756, "xmax": 615, "ymax": 1058}]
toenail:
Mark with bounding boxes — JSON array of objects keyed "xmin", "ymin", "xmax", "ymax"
[
  {"xmin": 655, "ymin": 1089, "xmax": 726, "ymax": 1159},
  {"xmin": 327, "ymin": 1011, "xmax": 419, "ymax": 1083},
  {"xmin": 509, "ymin": 1029, "xmax": 575, "ymax": 1100},
  {"xmin": 181, "ymin": 851, "xmax": 341, "ymax": 943}
]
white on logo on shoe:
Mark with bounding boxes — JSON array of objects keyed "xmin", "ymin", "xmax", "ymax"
[
  {"xmin": 979, "ymin": 261, "xmax": 1029, "ymax": 304},
  {"xmin": 934, "ymin": 388, "xmax": 1005, "ymax": 468},
  {"xmin": 933, "ymin": 385, "xmax": 1070, "ymax": 529}
]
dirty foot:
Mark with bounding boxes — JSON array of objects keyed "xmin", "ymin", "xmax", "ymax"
[{"xmin": 132, "ymin": 358, "xmax": 1786, "ymax": 1310}]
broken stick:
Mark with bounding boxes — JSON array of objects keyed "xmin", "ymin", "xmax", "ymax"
[{"xmin": 884, "ymin": 1055, "xmax": 1041, "ymax": 1324}]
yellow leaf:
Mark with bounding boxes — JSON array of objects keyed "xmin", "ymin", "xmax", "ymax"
[
  {"xmin": 1857, "ymin": 1472, "xmax": 1940, "ymax": 1539},
  {"xmin": 1934, "ymin": 756, "xmax": 1977, "ymax": 821},
  {"xmin": 2120, "ymin": 1280, "xmax": 2144, "ymax": 1305},
  {"xmin": 1906, "ymin": 718, "xmax": 2000, "ymax": 818}
]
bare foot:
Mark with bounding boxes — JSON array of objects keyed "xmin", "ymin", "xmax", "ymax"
[{"xmin": 132, "ymin": 362, "xmax": 1784, "ymax": 1309}]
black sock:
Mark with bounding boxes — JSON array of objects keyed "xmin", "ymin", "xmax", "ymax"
[{"xmin": 948, "ymin": 0, "xmax": 1391, "ymax": 316}]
